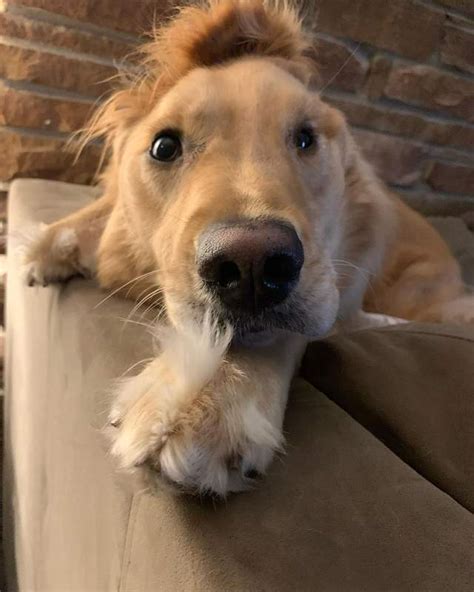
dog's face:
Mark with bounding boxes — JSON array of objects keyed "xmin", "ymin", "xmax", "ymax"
[{"xmin": 117, "ymin": 57, "xmax": 349, "ymax": 343}]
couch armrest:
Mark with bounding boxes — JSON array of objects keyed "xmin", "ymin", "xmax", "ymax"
[{"xmin": 5, "ymin": 179, "xmax": 474, "ymax": 592}]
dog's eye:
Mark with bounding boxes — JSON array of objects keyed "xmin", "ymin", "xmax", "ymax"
[
  {"xmin": 294, "ymin": 127, "xmax": 316, "ymax": 151},
  {"xmin": 150, "ymin": 133, "xmax": 182, "ymax": 162}
]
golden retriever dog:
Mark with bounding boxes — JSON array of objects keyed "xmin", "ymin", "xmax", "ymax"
[{"xmin": 26, "ymin": 0, "xmax": 473, "ymax": 495}]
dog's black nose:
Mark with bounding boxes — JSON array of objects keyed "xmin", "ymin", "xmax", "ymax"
[{"xmin": 197, "ymin": 220, "xmax": 304, "ymax": 312}]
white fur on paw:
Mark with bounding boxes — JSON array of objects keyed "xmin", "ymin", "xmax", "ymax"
[
  {"xmin": 156, "ymin": 396, "xmax": 282, "ymax": 495},
  {"xmin": 108, "ymin": 317, "xmax": 282, "ymax": 496},
  {"xmin": 110, "ymin": 376, "xmax": 282, "ymax": 496},
  {"xmin": 23, "ymin": 259, "xmax": 53, "ymax": 287},
  {"xmin": 22, "ymin": 226, "xmax": 91, "ymax": 286},
  {"xmin": 54, "ymin": 228, "xmax": 78, "ymax": 255}
]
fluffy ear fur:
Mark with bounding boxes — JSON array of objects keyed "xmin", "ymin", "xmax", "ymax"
[
  {"xmin": 75, "ymin": 84, "xmax": 150, "ymax": 172},
  {"xmin": 77, "ymin": 0, "xmax": 318, "ymax": 165}
]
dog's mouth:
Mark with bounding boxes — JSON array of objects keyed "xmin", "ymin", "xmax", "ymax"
[
  {"xmin": 208, "ymin": 296, "xmax": 320, "ymax": 346},
  {"xmin": 233, "ymin": 327, "xmax": 281, "ymax": 347},
  {"xmin": 182, "ymin": 276, "xmax": 339, "ymax": 346}
]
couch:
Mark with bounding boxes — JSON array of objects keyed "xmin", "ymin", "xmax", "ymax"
[{"xmin": 4, "ymin": 179, "xmax": 474, "ymax": 591}]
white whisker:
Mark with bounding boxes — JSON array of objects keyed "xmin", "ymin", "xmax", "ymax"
[
  {"xmin": 119, "ymin": 356, "xmax": 156, "ymax": 378},
  {"xmin": 93, "ymin": 269, "xmax": 159, "ymax": 309},
  {"xmin": 319, "ymin": 42, "xmax": 362, "ymax": 93}
]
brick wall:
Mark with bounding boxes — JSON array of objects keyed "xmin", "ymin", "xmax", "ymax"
[
  {"xmin": 0, "ymin": 0, "xmax": 473, "ymax": 225},
  {"xmin": 311, "ymin": 0, "xmax": 474, "ymax": 219}
]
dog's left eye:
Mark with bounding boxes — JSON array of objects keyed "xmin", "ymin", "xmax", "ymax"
[
  {"xmin": 294, "ymin": 127, "xmax": 316, "ymax": 151},
  {"xmin": 150, "ymin": 132, "xmax": 182, "ymax": 162}
]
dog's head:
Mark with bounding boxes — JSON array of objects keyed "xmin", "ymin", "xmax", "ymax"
[{"xmin": 89, "ymin": 0, "xmax": 381, "ymax": 343}]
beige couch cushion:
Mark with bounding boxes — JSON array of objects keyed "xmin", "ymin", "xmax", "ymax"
[
  {"xmin": 5, "ymin": 179, "xmax": 474, "ymax": 591},
  {"xmin": 303, "ymin": 324, "xmax": 474, "ymax": 512}
]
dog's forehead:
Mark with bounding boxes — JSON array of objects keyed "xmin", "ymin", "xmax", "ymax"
[{"xmin": 156, "ymin": 58, "xmax": 315, "ymax": 121}]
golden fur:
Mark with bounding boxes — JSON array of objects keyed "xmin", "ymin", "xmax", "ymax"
[{"xmin": 26, "ymin": 0, "xmax": 473, "ymax": 495}]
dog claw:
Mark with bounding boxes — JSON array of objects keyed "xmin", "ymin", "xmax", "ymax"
[{"xmin": 244, "ymin": 468, "xmax": 260, "ymax": 480}]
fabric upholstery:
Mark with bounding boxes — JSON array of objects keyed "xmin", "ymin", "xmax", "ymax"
[
  {"xmin": 4, "ymin": 179, "xmax": 474, "ymax": 591},
  {"xmin": 303, "ymin": 325, "xmax": 474, "ymax": 512}
]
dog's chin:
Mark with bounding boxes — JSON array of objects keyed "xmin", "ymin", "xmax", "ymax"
[
  {"xmin": 232, "ymin": 319, "xmax": 334, "ymax": 348},
  {"xmin": 226, "ymin": 306, "xmax": 337, "ymax": 348},
  {"xmin": 233, "ymin": 328, "xmax": 282, "ymax": 347},
  {"xmin": 172, "ymin": 291, "xmax": 339, "ymax": 348}
]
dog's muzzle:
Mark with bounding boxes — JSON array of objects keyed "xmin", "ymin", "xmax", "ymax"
[{"xmin": 196, "ymin": 219, "xmax": 304, "ymax": 318}]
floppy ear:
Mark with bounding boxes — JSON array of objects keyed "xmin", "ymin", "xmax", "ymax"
[
  {"xmin": 76, "ymin": 83, "xmax": 150, "ymax": 172},
  {"xmin": 318, "ymin": 102, "xmax": 355, "ymax": 172}
]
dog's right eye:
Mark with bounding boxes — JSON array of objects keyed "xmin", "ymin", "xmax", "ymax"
[{"xmin": 150, "ymin": 133, "xmax": 182, "ymax": 162}]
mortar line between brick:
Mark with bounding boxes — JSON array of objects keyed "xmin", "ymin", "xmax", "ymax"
[
  {"xmin": 321, "ymin": 30, "xmax": 474, "ymax": 84},
  {"xmin": 0, "ymin": 1, "xmax": 141, "ymax": 45},
  {"xmin": 393, "ymin": 185, "xmax": 474, "ymax": 202},
  {"xmin": 0, "ymin": 34, "xmax": 136, "ymax": 71},
  {"xmin": 443, "ymin": 15, "xmax": 474, "ymax": 34},
  {"xmin": 388, "ymin": 54, "xmax": 474, "ymax": 85},
  {"xmin": 0, "ymin": 77, "xmax": 99, "ymax": 104},
  {"xmin": 0, "ymin": 124, "xmax": 72, "ymax": 141},
  {"xmin": 416, "ymin": 0, "xmax": 474, "ymax": 24},
  {"xmin": 0, "ymin": 124, "xmax": 104, "ymax": 147},
  {"xmin": 352, "ymin": 124, "xmax": 474, "ymax": 164},
  {"xmin": 323, "ymin": 88, "xmax": 474, "ymax": 130}
]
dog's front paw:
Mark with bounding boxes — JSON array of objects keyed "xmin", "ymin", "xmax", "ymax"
[
  {"xmin": 23, "ymin": 224, "xmax": 92, "ymax": 286},
  {"xmin": 109, "ymin": 357, "xmax": 283, "ymax": 496}
]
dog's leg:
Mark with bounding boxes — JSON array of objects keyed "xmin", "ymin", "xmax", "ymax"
[
  {"xmin": 109, "ymin": 327, "xmax": 307, "ymax": 496},
  {"xmin": 24, "ymin": 194, "xmax": 112, "ymax": 286},
  {"xmin": 418, "ymin": 294, "xmax": 474, "ymax": 324}
]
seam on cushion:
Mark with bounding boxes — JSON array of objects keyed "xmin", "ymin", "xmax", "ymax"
[
  {"xmin": 119, "ymin": 492, "xmax": 143, "ymax": 592},
  {"xmin": 296, "ymin": 377, "xmax": 474, "ymax": 517},
  {"xmin": 338, "ymin": 323, "xmax": 474, "ymax": 344},
  {"xmin": 307, "ymin": 328, "xmax": 474, "ymax": 512},
  {"xmin": 380, "ymin": 328, "xmax": 474, "ymax": 346},
  {"xmin": 313, "ymin": 383, "xmax": 474, "ymax": 516}
]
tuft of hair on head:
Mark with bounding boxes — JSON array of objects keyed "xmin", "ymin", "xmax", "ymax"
[
  {"xmin": 144, "ymin": 0, "xmax": 315, "ymax": 86},
  {"xmin": 76, "ymin": 0, "xmax": 317, "ymax": 168}
]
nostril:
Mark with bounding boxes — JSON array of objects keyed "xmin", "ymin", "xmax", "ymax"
[
  {"xmin": 262, "ymin": 254, "xmax": 300, "ymax": 289},
  {"xmin": 217, "ymin": 260, "xmax": 241, "ymax": 288},
  {"xmin": 197, "ymin": 220, "xmax": 304, "ymax": 311}
]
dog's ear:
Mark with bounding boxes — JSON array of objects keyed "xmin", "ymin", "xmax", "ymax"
[
  {"xmin": 318, "ymin": 102, "xmax": 355, "ymax": 171},
  {"xmin": 321, "ymin": 103, "xmax": 346, "ymax": 140},
  {"xmin": 76, "ymin": 83, "xmax": 150, "ymax": 172}
]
